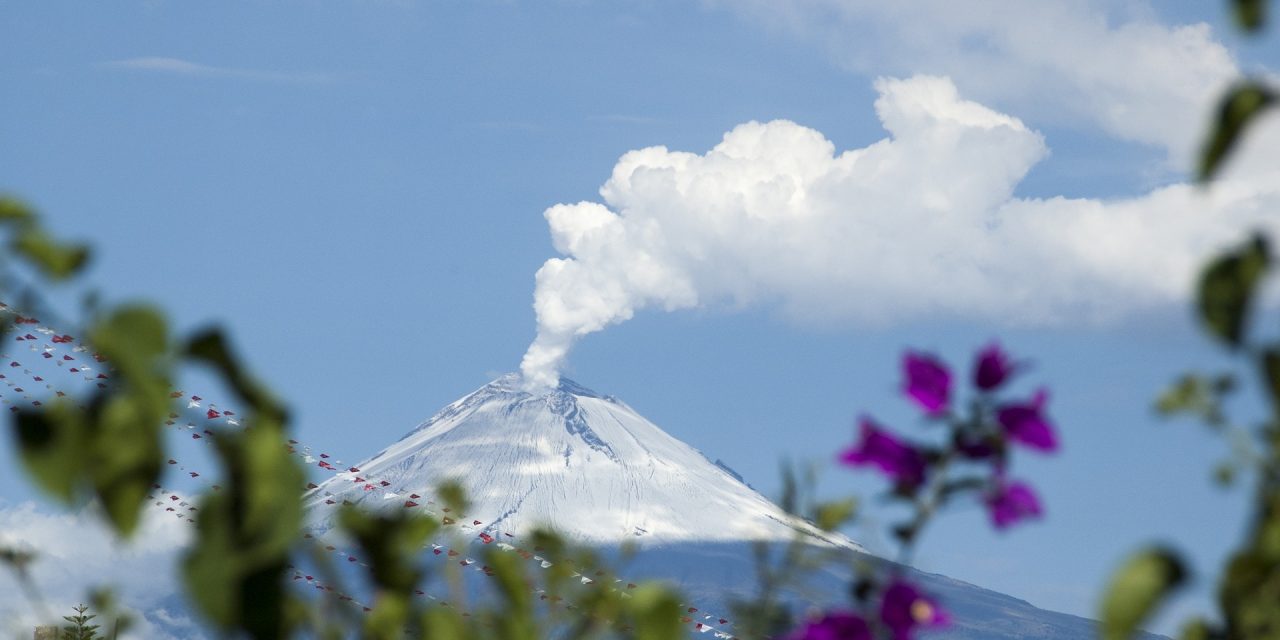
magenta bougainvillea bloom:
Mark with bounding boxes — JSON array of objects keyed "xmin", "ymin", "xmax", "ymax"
[
  {"xmin": 996, "ymin": 389, "xmax": 1058, "ymax": 452},
  {"xmin": 903, "ymin": 352, "xmax": 951, "ymax": 415},
  {"xmin": 880, "ymin": 580, "xmax": 949, "ymax": 640},
  {"xmin": 786, "ymin": 611, "xmax": 871, "ymax": 640},
  {"xmin": 973, "ymin": 342, "xmax": 1018, "ymax": 391},
  {"xmin": 839, "ymin": 418, "xmax": 927, "ymax": 487},
  {"xmin": 986, "ymin": 477, "xmax": 1043, "ymax": 530}
]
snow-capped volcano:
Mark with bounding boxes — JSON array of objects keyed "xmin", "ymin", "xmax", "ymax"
[{"xmin": 305, "ymin": 373, "xmax": 860, "ymax": 549}]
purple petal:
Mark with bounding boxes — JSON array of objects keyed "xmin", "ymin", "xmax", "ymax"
[
  {"xmin": 903, "ymin": 352, "xmax": 951, "ymax": 415},
  {"xmin": 880, "ymin": 581, "xmax": 949, "ymax": 640},
  {"xmin": 839, "ymin": 418, "xmax": 927, "ymax": 487},
  {"xmin": 786, "ymin": 611, "xmax": 871, "ymax": 640},
  {"xmin": 973, "ymin": 342, "xmax": 1017, "ymax": 391},
  {"xmin": 996, "ymin": 390, "xmax": 1058, "ymax": 452},
  {"xmin": 987, "ymin": 480, "xmax": 1043, "ymax": 530}
]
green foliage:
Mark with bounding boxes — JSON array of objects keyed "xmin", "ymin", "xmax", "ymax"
[
  {"xmin": 182, "ymin": 419, "xmax": 305, "ymax": 638},
  {"xmin": 1099, "ymin": 547, "xmax": 1187, "ymax": 640},
  {"xmin": 61, "ymin": 603, "xmax": 100, "ymax": 640},
  {"xmin": 1155, "ymin": 373, "xmax": 1235, "ymax": 426},
  {"xmin": 1234, "ymin": 0, "xmax": 1267, "ymax": 32},
  {"xmin": 1197, "ymin": 234, "xmax": 1269, "ymax": 348},
  {"xmin": 0, "ymin": 196, "xmax": 90, "ymax": 282},
  {"xmin": 813, "ymin": 497, "xmax": 858, "ymax": 532},
  {"xmin": 1199, "ymin": 82, "xmax": 1275, "ymax": 181}
]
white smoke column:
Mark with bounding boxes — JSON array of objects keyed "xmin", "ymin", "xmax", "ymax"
[{"xmin": 520, "ymin": 75, "xmax": 1280, "ymax": 388}]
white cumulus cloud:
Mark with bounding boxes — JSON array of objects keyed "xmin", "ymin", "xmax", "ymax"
[
  {"xmin": 520, "ymin": 75, "xmax": 1280, "ymax": 388},
  {"xmin": 0, "ymin": 500, "xmax": 204, "ymax": 639},
  {"xmin": 712, "ymin": 0, "xmax": 1239, "ymax": 165}
]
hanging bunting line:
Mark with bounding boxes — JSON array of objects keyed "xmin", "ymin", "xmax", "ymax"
[{"xmin": 0, "ymin": 304, "xmax": 739, "ymax": 637}]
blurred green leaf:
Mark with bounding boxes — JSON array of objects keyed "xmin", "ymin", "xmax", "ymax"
[
  {"xmin": 421, "ymin": 607, "xmax": 467, "ymax": 639},
  {"xmin": 0, "ymin": 196, "xmax": 35, "ymax": 224},
  {"xmin": 183, "ymin": 420, "xmax": 303, "ymax": 639},
  {"xmin": 11, "ymin": 404, "xmax": 85, "ymax": 503},
  {"xmin": 813, "ymin": 498, "xmax": 858, "ymax": 531},
  {"xmin": 437, "ymin": 480, "xmax": 470, "ymax": 516},
  {"xmin": 1220, "ymin": 543, "xmax": 1280, "ymax": 636},
  {"xmin": 12, "ymin": 395, "xmax": 164, "ymax": 537},
  {"xmin": 1199, "ymin": 82, "xmax": 1275, "ymax": 181},
  {"xmin": 89, "ymin": 305, "xmax": 169, "ymax": 388},
  {"xmin": 1197, "ymin": 234, "xmax": 1269, "ymax": 348},
  {"xmin": 1234, "ymin": 0, "xmax": 1266, "ymax": 32},
  {"xmin": 1099, "ymin": 546, "xmax": 1187, "ymax": 640},
  {"xmin": 363, "ymin": 594, "xmax": 412, "ymax": 640},
  {"xmin": 625, "ymin": 584, "xmax": 682, "ymax": 640},
  {"xmin": 338, "ymin": 506, "xmax": 436, "ymax": 596},
  {"xmin": 88, "ymin": 394, "xmax": 165, "ymax": 535},
  {"xmin": 1178, "ymin": 617, "xmax": 1219, "ymax": 640},
  {"xmin": 484, "ymin": 549, "xmax": 538, "ymax": 639},
  {"xmin": 185, "ymin": 328, "xmax": 287, "ymax": 424},
  {"xmin": 12, "ymin": 227, "xmax": 89, "ymax": 281}
]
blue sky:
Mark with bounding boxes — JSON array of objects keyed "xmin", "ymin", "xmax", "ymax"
[{"xmin": 2, "ymin": 0, "xmax": 1279, "ymax": 635}]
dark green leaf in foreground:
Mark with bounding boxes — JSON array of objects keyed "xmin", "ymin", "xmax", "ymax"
[
  {"xmin": 1099, "ymin": 546, "xmax": 1187, "ymax": 640},
  {"xmin": 183, "ymin": 420, "xmax": 304, "ymax": 639},
  {"xmin": 12, "ymin": 227, "xmax": 90, "ymax": 281},
  {"xmin": 185, "ymin": 328, "xmax": 286, "ymax": 424},
  {"xmin": 1178, "ymin": 617, "xmax": 1221, "ymax": 640},
  {"xmin": 1197, "ymin": 234, "xmax": 1269, "ymax": 348},
  {"xmin": 12, "ymin": 404, "xmax": 86, "ymax": 503},
  {"xmin": 1199, "ymin": 82, "xmax": 1275, "ymax": 181},
  {"xmin": 12, "ymin": 394, "xmax": 163, "ymax": 537},
  {"xmin": 89, "ymin": 394, "xmax": 166, "ymax": 536},
  {"xmin": 625, "ymin": 583, "xmax": 683, "ymax": 640},
  {"xmin": 338, "ymin": 506, "xmax": 437, "ymax": 596},
  {"xmin": 1234, "ymin": 0, "xmax": 1267, "ymax": 32}
]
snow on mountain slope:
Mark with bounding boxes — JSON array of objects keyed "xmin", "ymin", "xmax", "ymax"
[{"xmin": 305, "ymin": 374, "xmax": 861, "ymax": 550}]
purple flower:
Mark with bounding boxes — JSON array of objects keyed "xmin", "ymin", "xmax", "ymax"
[
  {"xmin": 973, "ymin": 342, "xmax": 1018, "ymax": 391},
  {"xmin": 985, "ymin": 478, "xmax": 1043, "ymax": 530},
  {"xmin": 839, "ymin": 418, "xmax": 927, "ymax": 488},
  {"xmin": 880, "ymin": 581, "xmax": 949, "ymax": 640},
  {"xmin": 996, "ymin": 389, "xmax": 1058, "ymax": 452},
  {"xmin": 787, "ymin": 611, "xmax": 871, "ymax": 640},
  {"xmin": 903, "ymin": 351, "xmax": 951, "ymax": 415}
]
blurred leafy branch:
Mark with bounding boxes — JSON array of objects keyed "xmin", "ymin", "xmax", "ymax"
[
  {"xmin": 0, "ymin": 194, "xmax": 688, "ymax": 639},
  {"xmin": 1094, "ymin": 2, "xmax": 1280, "ymax": 639},
  {"xmin": 2, "ymin": 1, "xmax": 1280, "ymax": 639}
]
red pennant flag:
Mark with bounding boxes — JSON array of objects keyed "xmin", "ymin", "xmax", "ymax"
[
  {"xmin": 62, "ymin": 355, "xmax": 73, "ymax": 361},
  {"xmin": 206, "ymin": 409, "xmax": 220, "ymax": 419},
  {"xmin": 473, "ymin": 520, "xmax": 482, "ymax": 525},
  {"xmin": 404, "ymin": 500, "xmax": 419, "ymax": 508}
]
